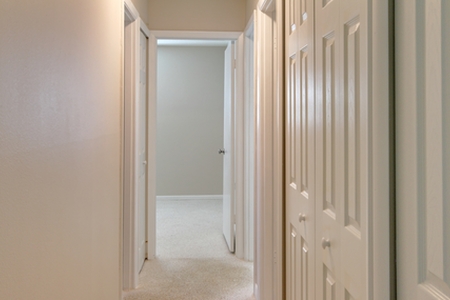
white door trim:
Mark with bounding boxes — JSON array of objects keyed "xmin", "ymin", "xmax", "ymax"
[
  {"xmin": 240, "ymin": 12, "xmax": 256, "ymax": 263},
  {"xmin": 124, "ymin": 0, "xmax": 138, "ymax": 21},
  {"xmin": 123, "ymin": 0, "xmax": 139, "ymax": 290},
  {"xmin": 367, "ymin": 1, "xmax": 393, "ymax": 298},
  {"xmin": 235, "ymin": 34, "xmax": 246, "ymax": 260},
  {"xmin": 122, "ymin": 0, "xmax": 153, "ymax": 291},
  {"xmin": 147, "ymin": 29, "xmax": 245, "ymax": 261},
  {"xmin": 254, "ymin": 1, "xmax": 284, "ymax": 299},
  {"xmin": 149, "ymin": 31, "xmax": 242, "ymax": 40}
]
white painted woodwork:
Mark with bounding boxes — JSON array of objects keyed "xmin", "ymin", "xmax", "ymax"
[
  {"xmin": 223, "ymin": 42, "xmax": 236, "ymax": 253},
  {"xmin": 146, "ymin": 30, "xmax": 244, "ymax": 273},
  {"xmin": 243, "ymin": 14, "xmax": 256, "ymax": 262},
  {"xmin": 156, "ymin": 195, "xmax": 223, "ymax": 201},
  {"xmin": 285, "ymin": 0, "xmax": 316, "ymax": 299},
  {"xmin": 254, "ymin": 1, "xmax": 285, "ymax": 297},
  {"xmin": 284, "ymin": 0, "xmax": 392, "ymax": 299},
  {"xmin": 396, "ymin": 1, "xmax": 450, "ymax": 299},
  {"xmin": 235, "ymin": 33, "xmax": 248, "ymax": 260},
  {"xmin": 123, "ymin": 0, "xmax": 153, "ymax": 288},
  {"xmin": 315, "ymin": 0, "xmax": 369, "ymax": 299},
  {"xmin": 137, "ymin": 30, "xmax": 148, "ymax": 273},
  {"xmin": 123, "ymin": 2, "xmax": 140, "ymax": 288}
]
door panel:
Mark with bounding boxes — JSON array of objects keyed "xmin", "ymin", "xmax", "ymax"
[
  {"xmin": 397, "ymin": 1, "xmax": 450, "ymax": 299},
  {"xmin": 315, "ymin": 0, "xmax": 342, "ymax": 298},
  {"xmin": 137, "ymin": 30, "xmax": 148, "ymax": 272},
  {"xmin": 223, "ymin": 42, "xmax": 235, "ymax": 252},
  {"xmin": 316, "ymin": 0, "xmax": 368, "ymax": 299},
  {"xmin": 285, "ymin": 0, "xmax": 315, "ymax": 299}
]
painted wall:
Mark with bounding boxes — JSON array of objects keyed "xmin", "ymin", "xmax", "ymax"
[
  {"xmin": 148, "ymin": 0, "xmax": 246, "ymax": 31},
  {"xmin": 130, "ymin": 0, "xmax": 149, "ymax": 25},
  {"xmin": 156, "ymin": 46, "xmax": 226, "ymax": 196},
  {"xmin": 0, "ymin": 1, "xmax": 122, "ymax": 299}
]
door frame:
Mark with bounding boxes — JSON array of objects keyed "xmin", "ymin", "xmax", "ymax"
[
  {"xmin": 253, "ymin": 1, "xmax": 284, "ymax": 299},
  {"xmin": 237, "ymin": 12, "xmax": 256, "ymax": 262},
  {"xmin": 146, "ymin": 30, "xmax": 243, "ymax": 259},
  {"xmin": 122, "ymin": 0, "xmax": 152, "ymax": 291}
]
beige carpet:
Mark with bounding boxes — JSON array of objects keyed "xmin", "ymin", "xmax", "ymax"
[{"xmin": 123, "ymin": 199, "xmax": 254, "ymax": 300}]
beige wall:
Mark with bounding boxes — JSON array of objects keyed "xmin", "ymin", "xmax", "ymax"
[
  {"xmin": 148, "ymin": 0, "xmax": 246, "ymax": 31},
  {"xmin": 0, "ymin": 1, "xmax": 122, "ymax": 299},
  {"xmin": 130, "ymin": 0, "xmax": 149, "ymax": 25},
  {"xmin": 246, "ymin": 0, "xmax": 259, "ymax": 23},
  {"xmin": 156, "ymin": 46, "xmax": 226, "ymax": 196}
]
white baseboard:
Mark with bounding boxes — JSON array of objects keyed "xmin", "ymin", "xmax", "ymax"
[{"xmin": 156, "ymin": 195, "xmax": 223, "ymax": 201}]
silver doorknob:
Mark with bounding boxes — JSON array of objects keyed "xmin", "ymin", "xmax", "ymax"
[
  {"xmin": 218, "ymin": 149, "xmax": 225, "ymax": 155},
  {"xmin": 298, "ymin": 214, "xmax": 306, "ymax": 223},
  {"xmin": 321, "ymin": 238, "xmax": 330, "ymax": 249},
  {"xmin": 143, "ymin": 161, "xmax": 147, "ymax": 165}
]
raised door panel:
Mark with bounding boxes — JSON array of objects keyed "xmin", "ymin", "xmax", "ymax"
[
  {"xmin": 339, "ymin": 0, "xmax": 369, "ymax": 298},
  {"xmin": 315, "ymin": 0, "xmax": 342, "ymax": 298},
  {"xmin": 285, "ymin": 0, "xmax": 316, "ymax": 299},
  {"xmin": 397, "ymin": 1, "xmax": 450, "ymax": 299},
  {"xmin": 316, "ymin": 0, "xmax": 369, "ymax": 299}
]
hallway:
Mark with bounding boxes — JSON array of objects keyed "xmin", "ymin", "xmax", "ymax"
[
  {"xmin": 2, "ymin": 0, "xmax": 450, "ymax": 299},
  {"xmin": 124, "ymin": 199, "xmax": 254, "ymax": 300}
]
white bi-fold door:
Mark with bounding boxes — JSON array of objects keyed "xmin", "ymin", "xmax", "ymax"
[
  {"xmin": 285, "ymin": 0, "xmax": 316, "ymax": 298},
  {"xmin": 315, "ymin": 0, "xmax": 370, "ymax": 299},
  {"xmin": 396, "ymin": 1, "xmax": 450, "ymax": 299},
  {"xmin": 286, "ymin": 0, "xmax": 372, "ymax": 298}
]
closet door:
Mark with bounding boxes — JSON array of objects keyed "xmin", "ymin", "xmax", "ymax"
[
  {"xmin": 396, "ymin": 1, "xmax": 450, "ymax": 299},
  {"xmin": 315, "ymin": 0, "xmax": 369, "ymax": 299},
  {"xmin": 285, "ymin": 0, "xmax": 316, "ymax": 299}
]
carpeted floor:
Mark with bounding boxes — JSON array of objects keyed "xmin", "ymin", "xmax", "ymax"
[{"xmin": 123, "ymin": 199, "xmax": 254, "ymax": 300}]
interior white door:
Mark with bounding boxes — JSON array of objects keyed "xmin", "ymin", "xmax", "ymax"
[
  {"xmin": 137, "ymin": 30, "xmax": 148, "ymax": 272},
  {"xmin": 223, "ymin": 42, "xmax": 235, "ymax": 253},
  {"xmin": 285, "ymin": 0, "xmax": 316, "ymax": 299},
  {"xmin": 315, "ymin": 0, "xmax": 369, "ymax": 299},
  {"xmin": 396, "ymin": 1, "xmax": 450, "ymax": 299}
]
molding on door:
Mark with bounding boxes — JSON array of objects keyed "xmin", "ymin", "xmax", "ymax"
[
  {"xmin": 369, "ymin": 1, "xmax": 393, "ymax": 298},
  {"xmin": 123, "ymin": 0, "xmax": 140, "ymax": 291},
  {"xmin": 122, "ymin": 0, "xmax": 155, "ymax": 291},
  {"xmin": 156, "ymin": 195, "xmax": 223, "ymax": 201},
  {"xmin": 149, "ymin": 30, "xmax": 242, "ymax": 41},
  {"xmin": 235, "ymin": 34, "xmax": 246, "ymax": 260},
  {"xmin": 258, "ymin": 0, "xmax": 276, "ymax": 14},
  {"xmin": 241, "ymin": 12, "xmax": 256, "ymax": 263},
  {"xmin": 254, "ymin": 1, "xmax": 284, "ymax": 299},
  {"xmin": 146, "ymin": 29, "xmax": 248, "ymax": 279},
  {"xmin": 124, "ymin": 0, "xmax": 139, "ymax": 21}
]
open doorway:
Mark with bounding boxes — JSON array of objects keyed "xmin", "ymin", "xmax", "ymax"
[
  {"xmin": 124, "ymin": 32, "xmax": 256, "ymax": 298},
  {"xmin": 156, "ymin": 40, "xmax": 254, "ymax": 260},
  {"xmin": 154, "ymin": 41, "xmax": 230, "ymax": 256}
]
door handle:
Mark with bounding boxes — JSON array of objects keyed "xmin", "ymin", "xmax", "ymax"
[
  {"xmin": 298, "ymin": 214, "xmax": 306, "ymax": 223},
  {"xmin": 218, "ymin": 148, "xmax": 225, "ymax": 155},
  {"xmin": 321, "ymin": 238, "xmax": 331, "ymax": 249}
]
